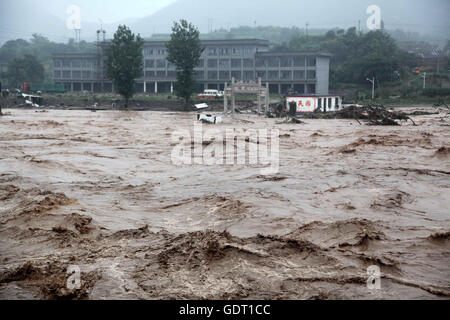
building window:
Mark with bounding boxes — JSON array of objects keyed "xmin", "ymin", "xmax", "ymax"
[
  {"xmin": 207, "ymin": 59, "xmax": 218, "ymax": 68},
  {"xmin": 232, "ymin": 48, "xmax": 241, "ymax": 56},
  {"xmin": 167, "ymin": 71, "xmax": 176, "ymax": 78},
  {"xmin": 220, "ymin": 48, "xmax": 230, "ymax": 56},
  {"xmin": 53, "ymin": 60, "xmax": 62, "ymax": 68},
  {"xmin": 231, "ymin": 59, "xmax": 242, "ymax": 68},
  {"xmin": 83, "ymin": 60, "xmax": 93, "ymax": 69},
  {"xmin": 281, "ymin": 57, "xmax": 293, "ymax": 67},
  {"xmin": 294, "ymin": 84, "xmax": 305, "ymax": 94},
  {"xmin": 62, "ymin": 71, "xmax": 71, "ymax": 78},
  {"xmin": 219, "ymin": 59, "xmax": 230, "ymax": 69},
  {"xmin": 196, "ymin": 59, "xmax": 204, "ymax": 68},
  {"xmin": 143, "ymin": 48, "xmax": 154, "ymax": 56},
  {"xmin": 293, "ymin": 70, "xmax": 305, "ymax": 80},
  {"xmin": 280, "ymin": 70, "xmax": 292, "ymax": 80},
  {"xmin": 255, "ymin": 59, "xmax": 265, "ymax": 68},
  {"xmin": 156, "ymin": 71, "xmax": 166, "ymax": 77},
  {"xmin": 307, "ymin": 84, "xmax": 316, "ymax": 94},
  {"xmin": 145, "ymin": 71, "xmax": 155, "ymax": 78},
  {"xmin": 307, "ymin": 70, "xmax": 316, "ymax": 80},
  {"xmin": 145, "ymin": 59, "xmax": 155, "ymax": 68},
  {"xmin": 268, "ymin": 71, "xmax": 279, "ymax": 80},
  {"xmin": 196, "ymin": 71, "xmax": 204, "ymax": 80},
  {"xmin": 243, "ymin": 59, "xmax": 254, "ymax": 68},
  {"xmin": 72, "ymin": 71, "xmax": 81, "ymax": 79},
  {"xmin": 207, "ymin": 70, "xmax": 218, "ymax": 80},
  {"xmin": 167, "ymin": 62, "xmax": 175, "ymax": 69},
  {"xmin": 62, "ymin": 60, "xmax": 71, "ymax": 68},
  {"xmin": 268, "ymin": 57, "xmax": 279, "ymax": 68},
  {"xmin": 157, "ymin": 49, "xmax": 166, "ymax": 55},
  {"xmin": 82, "ymin": 71, "xmax": 91, "ymax": 79},
  {"xmin": 72, "ymin": 60, "xmax": 82, "ymax": 68},
  {"xmin": 243, "ymin": 71, "xmax": 254, "ymax": 80},
  {"xmin": 243, "ymin": 47, "xmax": 254, "ymax": 56},
  {"xmin": 53, "ymin": 70, "xmax": 61, "ymax": 78},
  {"xmin": 256, "ymin": 71, "xmax": 266, "ymax": 80},
  {"xmin": 156, "ymin": 59, "xmax": 166, "ymax": 68},
  {"xmin": 307, "ymin": 57, "xmax": 316, "ymax": 67},
  {"xmin": 219, "ymin": 71, "xmax": 230, "ymax": 80},
  {"xmin": 294, "ymin": 57, "xmax": 305, "ymax": 67},
  {"xmin": 207, "ymin": 48, "xmax": 218, "ymax": 56},
  {"xmin": 231, "ymin": 71, "xmax": 242, "ymax": 80}
]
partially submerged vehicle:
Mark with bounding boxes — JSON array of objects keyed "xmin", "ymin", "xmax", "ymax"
[
  {"xmin": 19, "ymin": 94, "xmax": 44, "ymax": 107},
  {"xmin": 197, "ymin": 113, "xmax": 223, "ymax": 124}
]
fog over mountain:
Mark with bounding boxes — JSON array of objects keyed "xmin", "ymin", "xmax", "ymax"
[
  {"xmin": 133, "ymin": 0, "xmax": 449, "ymax": 36},
  {"xmin": 0, "ymin": 0, "xmax": 172, "ymax": 44},
  {"xmin": 0, "ymin": 0, "xmax": 448, "ymax": 44}
]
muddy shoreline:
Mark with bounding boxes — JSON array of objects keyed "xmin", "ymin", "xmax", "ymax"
[
  {"xmin": 3, "ymin": 95, "xmax": 234, "ymax": 112},
  {"xmin": 0, "ymin": 109, "xmax": 449, "ymax": 299}
]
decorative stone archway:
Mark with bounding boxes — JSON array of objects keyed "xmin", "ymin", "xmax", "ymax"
[{"xmin": 224, "ymin": 77, "xmax": 269, "ymax": 115}]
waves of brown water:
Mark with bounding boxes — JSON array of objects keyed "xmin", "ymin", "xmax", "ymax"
[{"xmin": 0, "ymin": 109, "xmax": 449, "ymax": 299}]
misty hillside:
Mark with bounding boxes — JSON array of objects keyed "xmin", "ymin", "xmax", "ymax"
[
  {"xmin": 0, "ymin": 0, "xmax": 67, "ymax": 43},
  {"xmin": 0, "ymin": 0, "xmax": 120, "ymax": 44},
  {"xmin": 0, "ymin": 0, "xmax": 448, "ymax": 45},
  {"xmin": 132, "ymin": 0, "xmax": 449, "ymax": 37}
]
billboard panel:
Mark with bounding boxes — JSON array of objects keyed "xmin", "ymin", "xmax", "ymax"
[{"xmin": 286, "ymin": 96, "xmax": 317, "ymax": 113}]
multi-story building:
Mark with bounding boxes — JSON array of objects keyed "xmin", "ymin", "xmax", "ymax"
[{"xmin": 52, "ymin": 39, "xmax": 331, "ymax": 95}]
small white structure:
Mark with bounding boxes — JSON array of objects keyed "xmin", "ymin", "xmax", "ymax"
[{"xmin": 286, "ymin": 95, "xmax": 342, "ymax": 113}]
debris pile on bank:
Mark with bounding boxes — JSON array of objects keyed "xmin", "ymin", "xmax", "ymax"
[{"xmin": 298, "ymin": 104, "xmax": 416, "ymax": 126}]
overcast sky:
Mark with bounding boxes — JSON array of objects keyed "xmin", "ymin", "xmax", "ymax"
[
  {"xmin": 45, "ymin": 0, "xmax": 177, "ymax": 24},
  {"xmin": 0, "ymin": 0, "xmax": 448, "ymax": 44}
]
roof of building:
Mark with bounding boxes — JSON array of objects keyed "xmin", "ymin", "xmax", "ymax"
[
  {"xmin": 287, "ymin": 94, "xmax": 341, "ymax": 98},
  {"xmin": 52, "ymin": 53, "xmax": 99, "ymax": 59},
  {"xmin": 97, "ymin": 38, "xmax": 270, "ymax": 47},
  {"xmin": 256, "ymin": 51, "xmax": 333, "ymax": 58},
  {"xmin": 52, "ymin": 40, "xmax": 331, "ymax": 58}
]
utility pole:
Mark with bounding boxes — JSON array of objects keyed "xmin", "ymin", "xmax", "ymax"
[
  {"xmin": 208, "ymin": 19, "xmax": 213, "ymax": 33},
  {"xmin": 419, "ymin": 72, "xmax": 427, "ymax": 90},
  {"xmin": 433, "ymin": 48, "xmax": 441, "ymax": 74},
  {"xmin": 366, "ymin": 77, "xmax": 375, "ymax": 100},
  {"xmin": 305, "ymin": 22, "xmax": 309, "ymax": 37}
]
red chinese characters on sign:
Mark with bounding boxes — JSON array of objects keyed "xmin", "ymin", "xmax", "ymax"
[
  {"xmin": 297, "ymin": 100, "xmax": 311, "ymax": 107},
  {"xmin": 288, "ymin": 97, "xmax": 316, "ymax": 113}
]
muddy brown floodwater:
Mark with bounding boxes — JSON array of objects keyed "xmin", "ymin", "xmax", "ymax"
[{"xmin": 0, "ymin": 108, "xmax": 449, "ymax": 300}]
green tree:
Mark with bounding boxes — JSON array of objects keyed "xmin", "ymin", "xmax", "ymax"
[
  {"xmin": 285, "ymin": 28, "xmax": 409, "ymax": 86},
  {"xmin": 105, "ymin": 25, "xmax": 144, "ymax": 107},
  {"xmin": 166, "ymin": 20, "xmax": 204, "ymax": 109},
  {"xmin": 444, "ymin": 40, "xmax": 450, "ymax": 57},
  {"xmin": 6, "ymin": 54, "xmax": 45, "ymax": 88}
]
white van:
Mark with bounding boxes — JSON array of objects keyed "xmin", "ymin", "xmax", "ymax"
[{"xmin": 198, "ymin": 89, "xmax": 223, "ymax": 99}]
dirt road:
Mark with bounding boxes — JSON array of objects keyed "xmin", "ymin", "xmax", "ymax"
[{"xmin": 0, "ymin": 109, "xmax": 449, "ymax": 299}]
